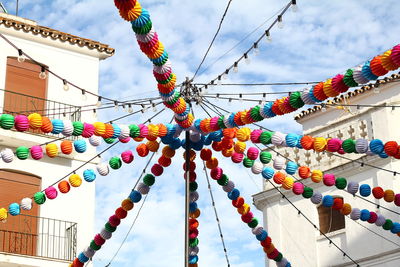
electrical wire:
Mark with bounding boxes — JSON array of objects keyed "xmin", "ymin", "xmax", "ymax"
[
  {"xmin": 196, "ymin": 82, "xmax": 320, "ymax": 86},
  {"xmin": 191, "ymin": 0, "xmax": 234, "ymax": 80},
  {"xmin": 202, "ymin": 161, "xmax": 231, "ymax": 267}
]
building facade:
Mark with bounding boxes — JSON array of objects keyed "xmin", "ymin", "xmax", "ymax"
[
  {"xmin": 254, "ymin": 75, "xmax": 400, "ymax": 266},
  {"xmin": 0, "ymin": 12, "xmax": 113, "ymax": 267}
]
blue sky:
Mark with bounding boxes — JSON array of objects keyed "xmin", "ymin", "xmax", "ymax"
[{"xmin": 4, "ymin": 0, "xmax": 400, "ymax": 266}]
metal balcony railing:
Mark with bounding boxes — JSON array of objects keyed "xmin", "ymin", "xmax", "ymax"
[
  {"xmin": 0, "ymin": 213, "xmax": 77, "ymax": 261},
  {"xmin": 1, "ymin": 88, "xmax": 82, "ymax": 139}
]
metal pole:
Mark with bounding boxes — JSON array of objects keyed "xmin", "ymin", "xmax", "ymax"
[
  {"xmin": 16, "ymin": 0, "xmax": 19, "ymax": 16},
  {"xmin": 184, "ymin": 129, "xmax": 191, "ymax": 267}
]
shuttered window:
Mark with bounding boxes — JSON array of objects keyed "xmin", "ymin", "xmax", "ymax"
[{"xmin": 317, "ymin": 197, "xmax": 345, "ymax": 234}]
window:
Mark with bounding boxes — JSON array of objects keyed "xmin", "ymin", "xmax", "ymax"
[
  {"xmin": 4, "ymin": 57, "xmax": 48, "ymax": 116},
  {"xmin": 317, "ymin": 197, "xmax": 345, "ymax": 234}
]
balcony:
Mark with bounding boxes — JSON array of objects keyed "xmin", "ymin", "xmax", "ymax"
[{"xmin": 0, "ymin": 214, "xmax": 77, "ymax": 262}]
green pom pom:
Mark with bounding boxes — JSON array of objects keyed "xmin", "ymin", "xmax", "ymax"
[
  {"xmin": 109, "ymin": 157, "xmax": 122, "ymax": 170},
  {"xmin": 383, "ymin": 219, "xmax": 393, "ymax": 230},
  {"xmin": 132, "ymin": 19, "xmax": 152, "ymax": 34},
  {"xmin": 289, "ymin": 91, "xmax": 304, "ymax": 109},
  {"xmin": 250, "ymin": 106, "xmax": 264, "ymax": 122},
  {"xmin": 104, "ymin": 138, "xmax": 115, "ymax": 144},
  {"xmin": 335, "ymin": 177, "xmax": 347, "ymax": 189},
  {"xmin": 105, "ymin": 222, "xmax": 117, "ymax": 232},
  {"xmin": 189, "ymin": 181, "xmax": 198, "ymax": 192},
  {"xmin": 157, "ymin": 73, "xmax": 174, "ymax": 84},
  {"xmin": 90, "ymin": 240, "xmax": 101, "ymax": 251},
  {"xmin": 0, "ymin": 114, "xmax": 14, "ymax": 129},
  {"xmin": 189, "ymin": 238, "xmax": 199, "ymax": 247},
  {"xmin": 260, "ymin": 151, "xmax": 272, "ymax": 164},
  {"xmin": 34, "ymin": 192, "xmax": 46, "ymax": 205},
  {"xmin": 243, "ymin": 157, "xmax": 255, "ymax": 168},
  {"xmin": 165, "ymin": 91, "xmax": 180, "ymax": 105},
  {"xmin": 72, "ymin": 121, "xmax": 84, "ymax": 136},
  {"xmin": 217, "ymin": 174, "xmax": 229, "ymax": 186},
  {"xmin": 260, "ymin": 131, "xmax": 273, "ymax": 145},
  {"xmin": 247, "ymin": 218, "xmax": 258, "ymax": 228},
  {"xmin": 274, "ymin": 252, "xmax": 283, "ymax": 262},
  {"xmin": 153, "ymin": 53, "xmax": 169, "ymax": 66},
  {"xmin": 343, "ymin": 69, "xmax": 358, "ymax": 87},
  {"xmin": 342, "ymin": 139, "xmax": 356, "ymax": 153},
  {"xmin": 16, "ymin": 146, "xmax": 29, "ymax": 160},
  {"xmin": 218, "ymin": 116, "xmax": 226, "ymax": 129},
  {"xmin": 302, "ymin": 187, "xmax": 313, "ymax": 199},
  {"xmin": 129, "ymin": 124, "xmax": 140, "ymax": 138},
  {"xmin": 143, "ymin": 174, "xmax": 155, "ymax": 186}
]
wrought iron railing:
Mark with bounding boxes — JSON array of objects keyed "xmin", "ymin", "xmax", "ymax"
[{"xmin": 0, "ymin": 213, "xmax": 77, "ymax": 261}]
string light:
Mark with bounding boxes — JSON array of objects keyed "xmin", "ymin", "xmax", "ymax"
[
  {"xmin": 253, "ymin": 43, "xmax": 260, "ymax": 55},
  {"xmin": 261, "ymin": 93, "xmax": 266, "ymax": 106},
  {"xmin": 373, "ymin": 84, "xmax": 380, "ymax": 94},
  {"xmin": 81, "ymin": 90, "xmax": 87, "ymax": 101},
  {"xmin": 63, "ymin": 79, "xmax": 69, "ymax": 91},
  {"xmin": 244, "ymin": 53, "xmax": 250, "ymax": 65},
  {"xmin": 204, "ymin": 85, "xmax": 209, "ymax": 94},
  {"xmin": 265, "ymin": 30, "xmax": 272, "ymax": 43},
  {"xmin": 233, "ymin": 62, "xmax": 238, "ymax": 73},
  {"xmin": 152, "ymin": 102, "xmax": 157, "ymax": 112},
  {"xmin": 277, "ymin": 15, "xmax": 284, "ymax": 29},
  {"xmin": 39, "ymin": 66, "xmax": 47, "ymax": 80},
  {"xmin": 222, "ymin": 69, "xmax": 229, "ymax": 80},
  {"xmin": 96, "ymin": 96, "xmax": 102, "ymax": 107},
  {"xmin": 291, "ymin": 0, "xmax": 298, "ymax": 12},
  {"xmin": 128, "ymin": 104, "xmax": 133, "ymax": 113},
  {"xmin": 321, "ymin": 103, "xmax": 327, "ymax": 112},
  {"xmin": 217, "ymin": 75, "xmax": 222, "ymax": 85},
  {"xmin": 239, "ymin": 93, "xmax": 243, "ymax": 103},
  {"xmin": 92, "ymin": 109, "xmax": 97, "ymax": 118},
  {"xmin": 17, "ymin": 49, "xmax": 25, "ymax": 63},
  {"xmin": 228, "ymin": 98, "xmax": 232, "ymax": 105},
  {"xmin": 114, "ymin": 101, "xmax": 119, "ymax": 110}
]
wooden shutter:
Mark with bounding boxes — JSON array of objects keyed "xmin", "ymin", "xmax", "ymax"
[
  {"xmin": 0, "ymin": 170, "xmax": 41, "ymax": 256},
  {"xmin": 317, "ymin": 197, "xmax": 345, "ymax": 234}
]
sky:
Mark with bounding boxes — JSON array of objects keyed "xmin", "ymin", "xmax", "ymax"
[{"xmin": 3, "ymin": 0, "xmax": 400, "ymax": 266}]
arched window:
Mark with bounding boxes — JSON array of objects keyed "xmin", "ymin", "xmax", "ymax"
[{"xmin": 317, "ymin": 196, "xmax": 345, "ymax": 234}]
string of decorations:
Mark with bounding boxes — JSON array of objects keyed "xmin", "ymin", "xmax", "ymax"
[
  {"xmin": 196, "ymin": 0, "xmax": 295, "ymax": 88},
  {"xmin": 69, "ymin": 146, "xmax": 177, "ymax": 267},
  {"xmin": 199, "ymin": 148, "xmax": 291, "ymax": 266},
  {"xmin": 113, "ymin": 0, "xmax": 194, "ymax": 129},
  {"xmin": 202, "ymin": 160, "xmax": 231, "ymax": 266}
]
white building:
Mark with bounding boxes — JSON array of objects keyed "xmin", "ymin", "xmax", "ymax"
[
  {"xmin": 254, "ymin": 75, "xmax": 400, "ymax": 266},
  {"xmin": 0, "ymin": 11, "xmax": 113, "ymax": 267}
]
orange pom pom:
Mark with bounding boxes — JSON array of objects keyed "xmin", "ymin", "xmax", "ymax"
[
  {"xmin": 273, "ymin": 172, "xmax": 285, "ymax": 184},
  {"xmin": 341, "ymin": 203, "xmax": 352, "ymax": 215},
  {"xmin": 384, "ymin": 189, "xmax": 395, "ymax": 202},
  {"xmin": 220, "ymin": 137, "xmax": 234, "ymax": 149},
  {"xmin": 190, "ymin": 209, "xmax": 201, "ymax": 218},
  {"xmin": 222, "ymin": 147, "xmax": 234, "ymax": 157},
  {"xmin": 206, "ymin": 157, "xmax": 219, "ymax": 169},
  {"xmin": 121, "ymin": 199, "xmax": 134, "ymax": 211},
  {"xmin": 162, "ymin": 146, "xmax": 176, "ymax": 158},
  {"xmin": 146, "ymin": 141, "xmax": 159, "ymax": 152},
  {"xmin": 298, "ymin": 166, "xmax": 311, "ymax": 179},
  {"xmin": 40, "ymin": 116, "xmax": 53, "ymax": 133},
  {"xmin": 58, "ymin": 180, "xmax": 70, "ymax": 193},
  {"xmin": 136, "ymin": 143, "xmax": 149, "ymax": 157},
  {"xmin": 212, "ymin": 141, "xmax": 223, "ymax": 152},
  {"xmin": 183, "ymin": 150, "xmax": 196, "ymax": 161},
  {"xmin": 60, "ymin": 140, "xmax": 73, "ymax": 155},
  {"xmin": 300, "ymin": 136, "xmax": 314, "ymax": 150},
  {"xmin": 103, "ymin": 123, "xmax": 114, "ymax": 139}
]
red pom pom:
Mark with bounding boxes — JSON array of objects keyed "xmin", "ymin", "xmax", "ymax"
[
  {"xmin": 260, "ymin": 236, "xmax": 272, "ymax": 248},
  {"xmin": 212, "ymin": 141, "xmax": 223, "ymax": 152},
  {"xmin": 151, "ymin": 164, "xmax": 164, "ymax": 176},
  {"xmin": 115, "ymin": 207, "xmax": 128, "ymax": 219},
  {"xmin": 332, "ymin": 198, "xmax": 343, "ymax": 210},
  {"xmin": 158, "ymin": 155, "xmax": 172, "ymax": 167},
  {"xmin": 232, "ymin": 197, "xmax": 244, "ymax": 208},
  {"xmin": 368, "ymin": 211, "xmax": 378, "ymax": 224},
  {"xmin": 384, "ymin": 141, "xmax": 398, "ymax": 156},
  {"xmin": 372, "ymin": 187, "xmax": 384, "ymax": 199},
  {"xmin": 183, "ymin": 161, "xmax": 196, "ymax": 172},
  {"xmin": 200, "ymin": 149, "xmax": 212, "ymax": 161}
]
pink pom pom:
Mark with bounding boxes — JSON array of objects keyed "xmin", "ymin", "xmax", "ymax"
[
  {"xmin": 292, "ymin": 182, "xmax": 304, "ymax": 195},
  {"xmin": 94, "ymin": 233, "xmax": 106, "ymax": 246},
  {"xmin": 119, "ymin": 137, "xmax": 131, "ymax": 143},
  {"xmin": 14, "ymin": 115, "xmax": 29, "ymax": 132},
  {"xmin": 108, "ymin": 215, "xmax": 121, "ymax": 227},
  {"xmin": 30, "ymin": 145, "xmax": 44, "ymax": 160},
  {"xmin": 82, "ymin": 123, "xmax": 95, "ymax": 138},
  {"xmin": 138, "ymin": 124, "xmax": 149, "ymax": 138},
  {"xmin": 250, "ymin": 129, "xmax": 262, "ymax": 143},
  {"xmin": 210, "ymin": 167, "xmax": 223, "ymax": 180},
  {"xmin": 241, "ymin": 212, "xmax": 254, "ymax": 223},
  {"xmin": 247, "ymin": 147, "xmax": 259, "ymax": 160},
  {"xmin": 327, "ymin": 138, "xmax": 342, "ymax": 152},
  {"xmin": 121, "ymin": 150, "xmax": 134, "ymax": 163},
  {"xmin": 323, "ymin": 173, "xmax": 335, "ymax": 187},
  {"xmin": 151, "ymin": 163, "xmax": 163, "ymax": 176},
  {"xmin": 368, "ymin": 211, "xmax": 378, "ymax": 224},
  {"xmin": 231, "ymin": 152, "xmax": 244, "ymax": 163},
  {"xmin": 210, "ymin": 117, "xmax": 220, "ymax": 131},
  {"xmin": 189, "ymin": 228, "xmax": 199, "ymax": 239},
  {"xmin": 331, "ymin": 74, "xmax": 349, "ymax": 93},
  {"xmin": 45, "ymin": 186, "xmax": 58, "ymax": 200},
  {"xmin": 391, "ymin": 44, "xmax": 400, "ymax": 66},
  {"xmin": 395, "ymin": 194, "xmax": 400, "ymax": 207}
]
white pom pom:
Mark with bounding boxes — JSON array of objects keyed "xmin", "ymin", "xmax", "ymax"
[
  {"xmin": 100, "ymin": 228, "xmax": 112, "ymax": 240},
  {"xmin": 252, "ymin": 226, "xmax": 263, "ymax": 235},
  {"xmin": 96, "ymin": 163, "xmax": 109, "ymax": 176},
  {"xmin": 89, "ymin": 136, "xmax": 102, "ymax": 147},
  {"xmin": 190, "ymin": 132, "xmax": 201, "ymax": 143},
  {"xmin": 20, "ymin": 198, "xmax": 32, "ymax": 210},
  {"xmin": 1, "ymin": 148, "xmax": 14, "ymax": 163},
  {"xmin": 222, "ymin": 181, "xmax": 235, "ymax": 192},
  {"xmin": 273, "ymin": 156, "xmax": 286, "ymax": 170},
  {"xmin": 119, "ymin": 125, "xmax": 130, "ymax": 139},
  {"xmin": 271, "ymin": 132, "xmax": 286, "ymax": 146},
  {"xmin": 137, "ymin": 183, "xmax": 150, "ymax": 195},
  {"xmin": 189, "ymin": 191, "xmax": 199, "ymax": 202},
  {"xmin": 62, "ymin": 120, "xmax": 74, "ymax": 136},
  {"xmin": 84, "ymin": 247, "xmax": 96, "ymax": 258},
  {"xmin": 189, "ymin": 246, "xmax": 199, "ymax": 256},
  {"xmin": 252, "ymin": 162, "xmax": 264, "ymax": 174}
]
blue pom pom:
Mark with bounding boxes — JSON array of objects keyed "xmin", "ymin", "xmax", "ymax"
[
  {"xmin": 285, "ymin": 263, "xmax": 291, "ymax": 267},
  {"xmin": 390, "ymin": 222, "xmax": 400, "ymax": 234},
  {"xmin": 161, "ymin": 135, "xmax": 173, "ymax": 144},
  {"xmin": 111, "ymin": 124, "xmax": 121, "ymax": 139},
  {"xmin": 8, "ymin": 203, "xmax": 20, "ymax": 216},
  {"xmin": 362, "ymin": 61, "xmax": 378, "ymax": 81},
  {"xmin": 189, "ymin": 255, "xmax": 198, "ymax": 264},
  {"xmin": 51, "ymin": 119, "xmax": 64, "ymax": 134},
  {"xmin": 256, "ymin": 230, "xmax": 268, "ymax": 241},
  {"xmin": 379, "ymin": 151, "xmax": 389, "ymax": 158},
  {"xmin": 78, "ymin": 252, "xmax": 89, "ymax": 263},
  {"xmin": 228, "ymin": 188, "xmax": 240, "ymax": 200},
  {"xmin": 210, "ymin": 130, "xmax": 223, "ymax": 142},
  {"xmin": 285, "ymin": 161, "xmax": 298, "ymax": 175},
  {"xmin": 322, "ymin": 195, "xmax": 334, "ymax": 207},
  {"xmin": 228, "ymin": 113, "xmax": 238, "ymax": 127},
  {"xmin": 189, "ymin": 202, "xmax": 198, "ymax": 213},
  {"xmin": 165, "ymin": 123, "xmax": 176, "ymax": 137},
  {"xmin": 308, "ymin": 88, "xmax": 320, "ymax": 103},
  {"xmin": 131, "ymin": 9, "xmax": 150, "ymax": 28},
  {"xmin": 83, "ymin": 169, "xmax": 96, "ymax": 182},
  {"xmin": 369, "ymin": 139, "xmax": 384, "ymax": 154},
  {"xmin": 285, "ymin": 133, "xmax": 299, "ymax": 147},
  {"xmin": 204, "ymin": 136, "xmax": 212, "ymax": 146},
  {"xmin": 360, "ymin": 209, "xmax": 371, "ymax": 221},
  {"xmin": 192, "ymin": 141, "xmax": 203, "ymax": 151},
  {"xmin": 193, "ymin": 119, "xmax": 202, "ymax": 132},
  {"xmin": 262, "ymin": 167, "xmax": 275, "ymax": 179},
  {"xmin": 359, "ymin": 184, "xmax": 371, "ymax": 197},
  {"xmin": 129, "ymin": 190, "xmax": 142, "ymax": 203},
  {"xmin": 169, "ymin": 138, "xmax": 181, "ymax": 150},
  {"xmin": 263, "ymin": 102, "xmax": 276, "ymax": 118},
  {"xmin": 74, "ymin": 140, "xmax": 87, "ymax": 153}
]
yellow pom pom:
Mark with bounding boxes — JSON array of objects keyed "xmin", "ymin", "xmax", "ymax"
[
  {"xmin": 222, "ymin": 147, "xmax": 234, "ymax": 157},
  {"xmin": 93, "ymin": 122, "xmax": 106, "ymax": 136},
  {"xmin": 311, "ymin": 170, "xmax": 323, "ymax": 183},
  {"xmin": 238, "ymin": 203, "xmax": 250, "ymax": 215},
  {"xmin": 313, "ymin": 137, "xmax": 327, "ymax": 152},
  {"xmin": 0, "ymin": 208, "xmax": 7, "ymax": 221},
  {"xmin": 69, "ymin": 174, "xmax": 82, "ymax": 187},
  {"xmin": 282, "ymin": 177, "xmax": 294, "ymax": 190},
  {"xmin": 237, "ymin": 127, "xmax": 251, "ymax": 142},
  {"xmin": 121, "ymin": 199, "xmax": 134, "ymax": 211},
  {"xmin": 46, "ymin": 143, "xmax": 58, "ymax": 158},
  {"xmin": 322, "ymin": 78, "xmax": 339, "ymax": 97},
  {"xmin": 146, "ymin": 141, "xmax": 160, "ymax": 152},
  {"xmin": 28, "ymin": 113, "xmax": 43, "ymax": 129},
  {"xmin": 234, "ymin": 141, "xmax": 246, "ymax": 154},
  {"xmin": 147, "ymin": 124, "xmax": 159, "ymax": 141},
  {"xmin": 381, "ymin": 50, "xmax": 398, "ymax": 71},
  {"xmin": 162, "ymin": 146, "xmax": 176, "ymax": 158}
]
